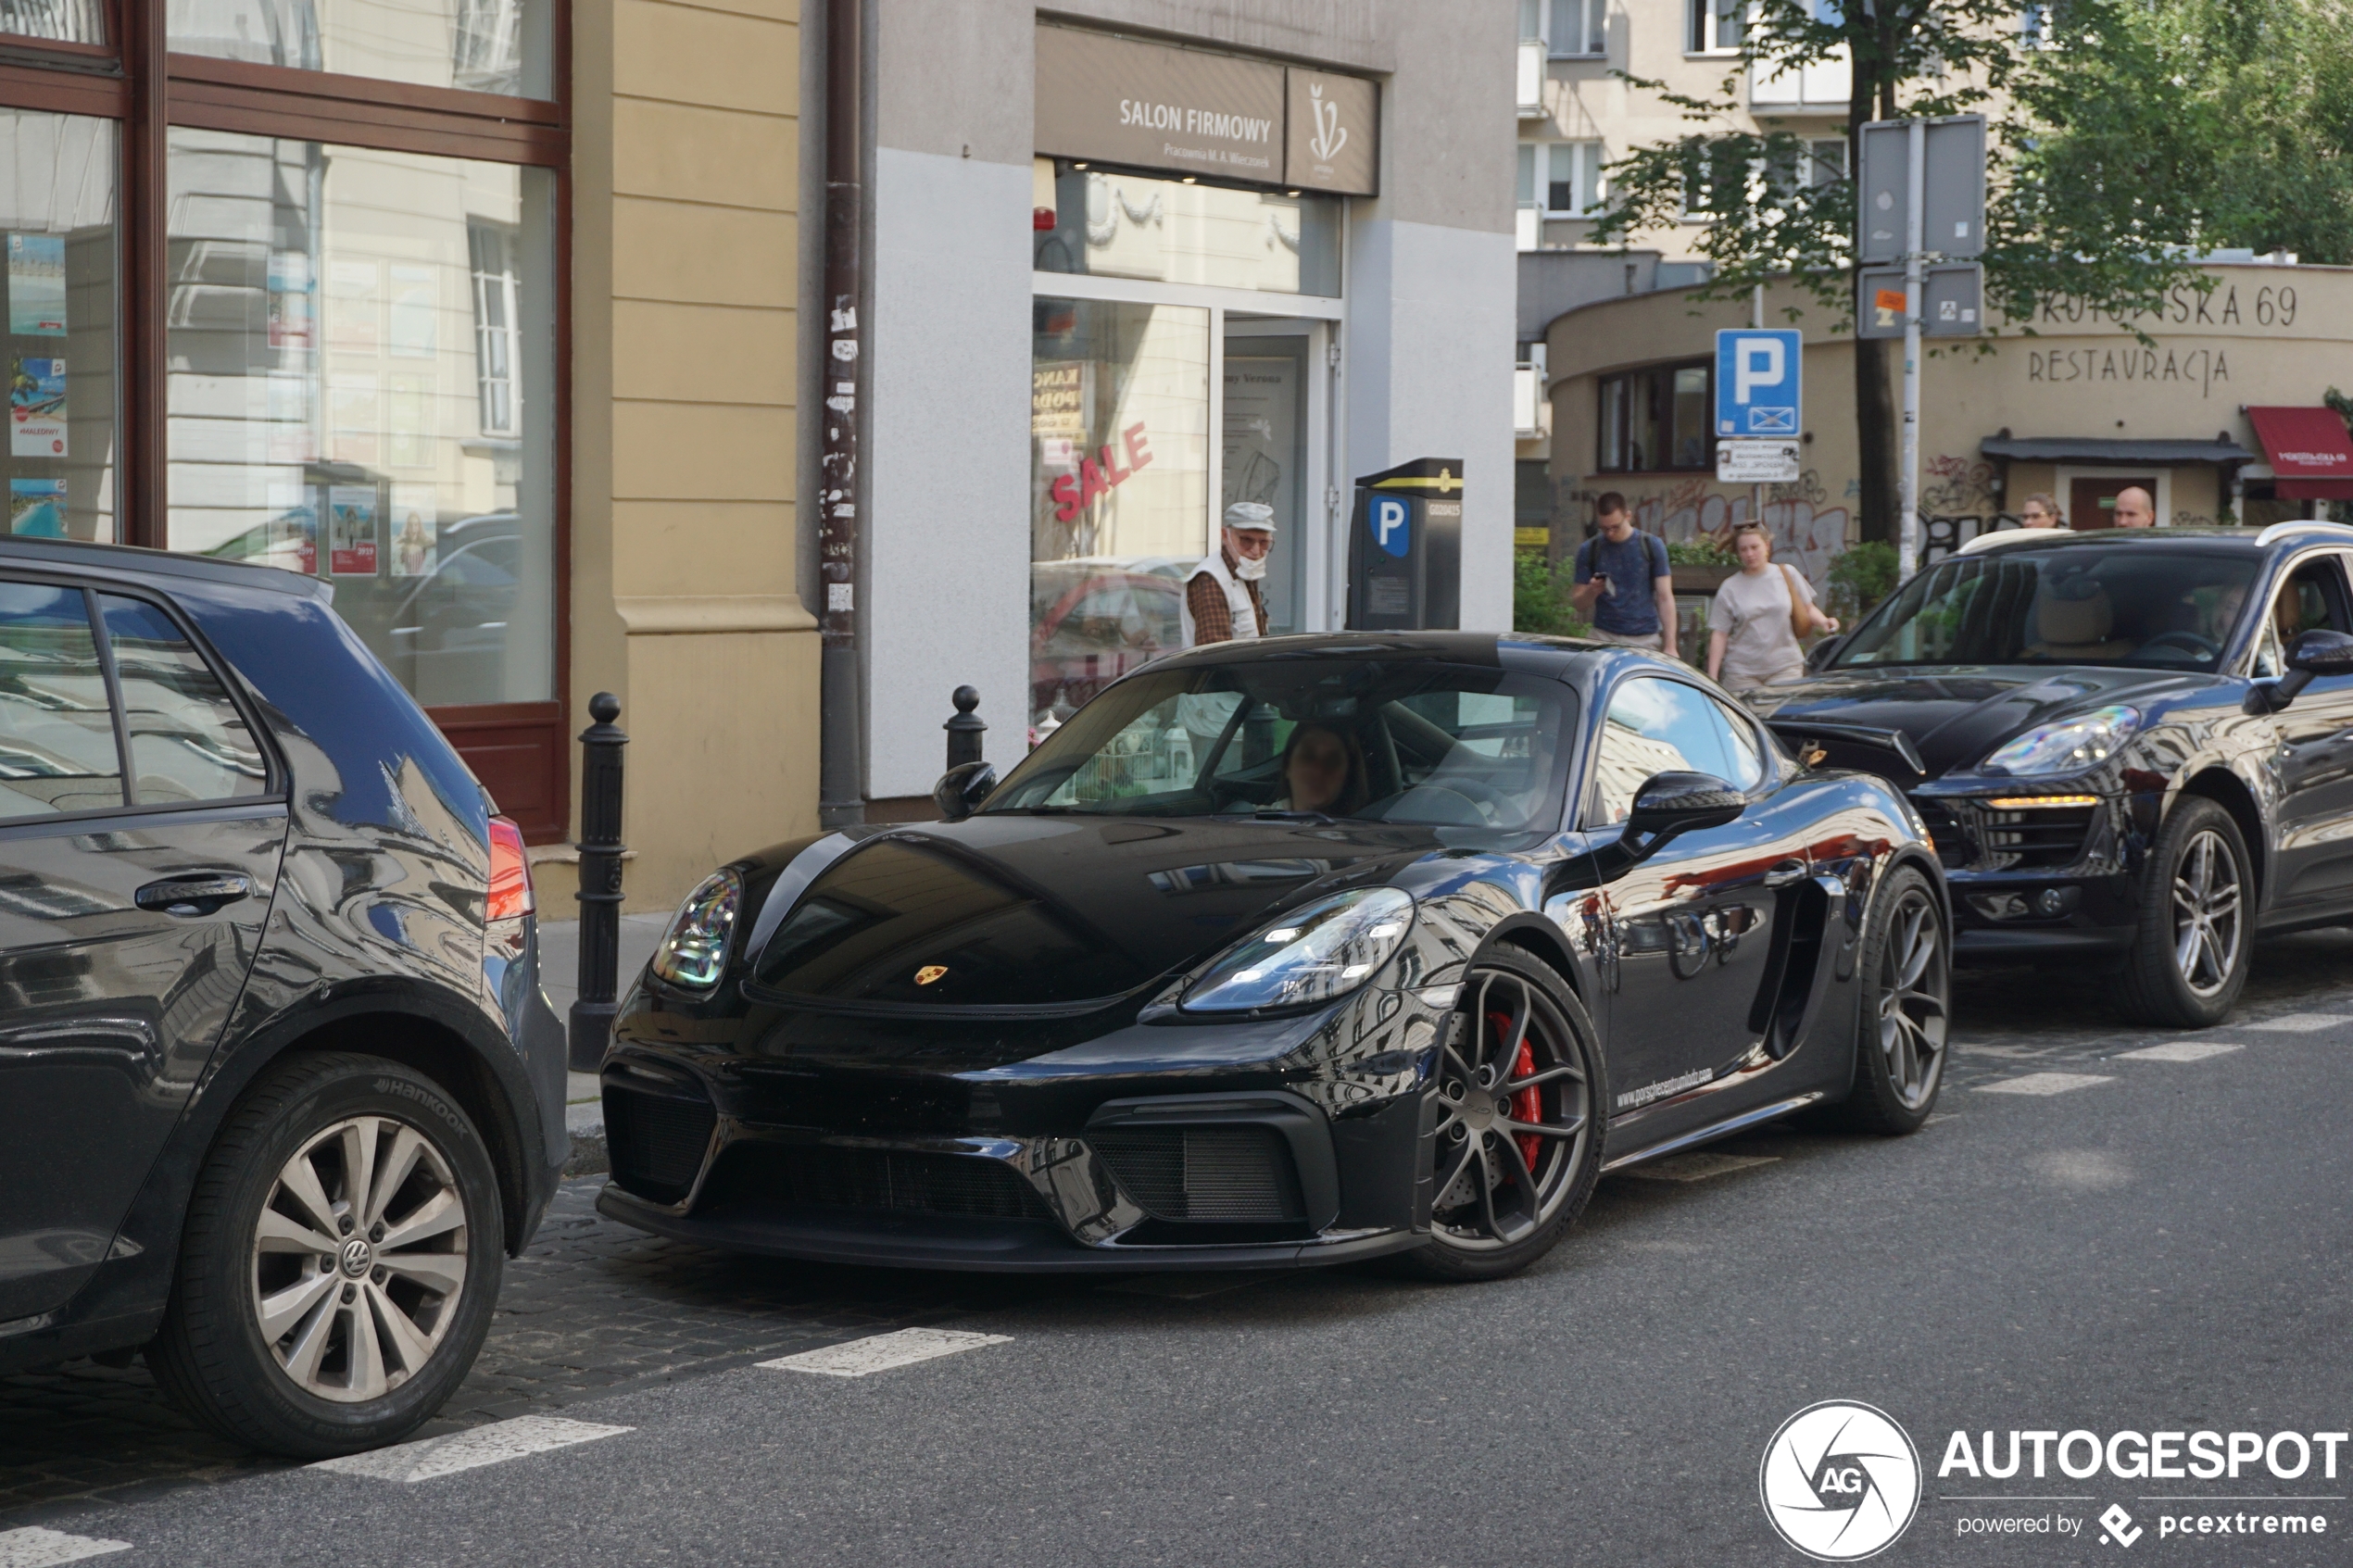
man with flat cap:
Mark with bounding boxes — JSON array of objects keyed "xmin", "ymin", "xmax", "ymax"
[{"xmin": 1182, "ymin": 501, "xmax": 1277, "ymax": 646}]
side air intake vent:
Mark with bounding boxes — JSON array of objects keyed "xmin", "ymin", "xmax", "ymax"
[
  {"xmin": 605, "ymin": 1083, "xmax": 717, "ymax": 1205},
  {"xmin": 1088, "ymin": 1126, "xmax": 1306, "ymax": 1223}
]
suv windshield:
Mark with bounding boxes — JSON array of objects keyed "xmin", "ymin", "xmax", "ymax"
[
  {"xmin": 984, "ymin": 658, "xmax": 1575, "ymax": 830},
  {"xmin": 1835, "ymin": 546, "xmax": 2259, "ymax": 672}
]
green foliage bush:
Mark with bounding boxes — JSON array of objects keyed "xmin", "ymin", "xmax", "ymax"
[
  {"xmin": 1514, "ymin": 551, "xmax": 1591, "ymax": 638},
  {"xmin": 1828, "ymin": 541, "xmax": 1901, "ymax": 626}
]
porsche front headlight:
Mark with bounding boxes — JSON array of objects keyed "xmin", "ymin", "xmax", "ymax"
[
  {"xmin": 1181, "ymin": 887, "xmax": 1415, "ymax": 1014},
  {"xmin": 650, "ymin": 869, "xmax": 743, "ymax": 991},
  {"xmin": 1981, "ymin": 705, "xmax": 2140, "ymax": 777}
]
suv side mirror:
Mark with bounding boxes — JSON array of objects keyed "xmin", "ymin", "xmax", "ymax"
[
  {"xmin": 1552, "ymin": 771, "xmax": 1745, "ymax": 892},
  {"xmin": 933, "ymin": 760, "xmax": 998, "ymax": 822},
  {"xmin": 2246, "ymin": 629, "xmax": 2353, "ymax": 714}
]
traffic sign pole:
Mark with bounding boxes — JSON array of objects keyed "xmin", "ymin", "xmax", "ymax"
[{"xmin": 1899, "ymin": 118, "xmax": 1925, "ymax": 580}]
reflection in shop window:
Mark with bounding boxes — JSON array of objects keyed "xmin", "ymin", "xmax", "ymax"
[
  {"xmin": 0, "ymin": 0, "xmax": 104, "ymax": 43},
  {"xmin": 164, "ymin": 129, "xmax": 554, "ymax": 709},
  {"xmin": 169, "ymin": 0, "xmax": 547, "ymax": 97},
  {"xmin": 1030, "ymin": 297, "xmax": 1209, "ymax": 739},
  {"xmin": 0, "ymin": 110, "xmax": 116, "ymax": 546},
  {"xmin": 1034, "ymin": 168, "xmax": 1340, "ymax": 298},
  {"xmin": 468, "ymin": 220, "xmax": 517, "ymax": 435}
]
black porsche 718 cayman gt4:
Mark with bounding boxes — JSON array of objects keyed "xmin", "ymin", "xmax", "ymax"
[{"xmin": 596, "ymin": 633, "xmax": 1951, "ymax": 1281}]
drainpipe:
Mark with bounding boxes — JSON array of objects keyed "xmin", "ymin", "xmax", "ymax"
[{"xmin": 816, "ymin": 0, "xmax": 865, "ymax": 827}]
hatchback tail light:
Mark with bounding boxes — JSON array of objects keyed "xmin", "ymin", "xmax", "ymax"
[{"xmin": 486, "ymin": 815, "xmax": 535, "ymax": 922}]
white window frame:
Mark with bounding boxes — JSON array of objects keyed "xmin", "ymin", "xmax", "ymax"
[
  {"xmin": 1687, "ymin": 0, "xmax": 1744, "ymax": 56},
  {"xmin": 1549, "ymin": 0, "xmax": 1607, "ymax": 57},
  {"xmin": 1524, "ymin": 141, "xmax": 1606, "ymax": 218}
]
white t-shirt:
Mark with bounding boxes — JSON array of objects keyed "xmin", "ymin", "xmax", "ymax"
[{"xmin": 1712, "ymin": 565, "xmax": 1818, "ymax": 684}]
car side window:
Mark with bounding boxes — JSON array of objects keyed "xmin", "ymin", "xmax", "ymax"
[
  {"xmin": 0, "ymin": 580, "xmax": 124, "ymax": 819},
  {"xmin": 1708, "ymin": 695, "xmax": 1767, "ymax": 789},
  {"xmin": 1589, "ymin": 676, "xmax": 1749, "ymax": 826},
  {"xmin": 97, "ymin": 596, "xmax": 269, "ymax": 806},
  {"xmin": 2252, "ymin": 558, "xmax": 2353, "ymax": 679}
]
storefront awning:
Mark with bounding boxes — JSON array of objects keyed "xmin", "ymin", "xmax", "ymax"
[
  {"xmin": 1978, "ymin": 435, "xmax": 2258, "ymax": 466},
  {"xmin": 2247, "ymin": 407, "xmax": 2353, "ymax": 500}
]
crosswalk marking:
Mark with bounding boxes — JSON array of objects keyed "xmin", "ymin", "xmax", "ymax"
[
  {"xmin": 0, "ymin": 1528, "xmax": 131, "ymax": 1567},
  {"xmin": 2116, "ymin": 1041, "xmax": 2241, "ymax": 1062},
  {"xmin": 1622, "ymin": 1151, "xmax": 1781, "ymax": 1183},
  {"xmin": 310, "ymin": 1415, "xmax": 632, "ymax": 1483},
  {"xmin": 759, "ymin": 1327, "xmax": 1011, "ymax": 1378},
  {"xmin": 2242, "ymin": 1013, "xmax": 2353, "ymax": 1033},
  {"xmin": 1976, "ymin": 1072, "xmax": 2113, "ymax": 1096}
]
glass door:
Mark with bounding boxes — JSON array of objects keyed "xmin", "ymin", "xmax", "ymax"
[{"xmin": 1223, "ymin": 317, "xmax": 1332, "ymax": 636}]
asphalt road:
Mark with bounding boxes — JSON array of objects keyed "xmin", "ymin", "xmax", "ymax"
[{"xmin": 9, "ymin": 934, "xmax": 2353, "ymax": 1567}]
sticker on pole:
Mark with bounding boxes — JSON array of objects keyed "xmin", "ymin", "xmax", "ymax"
[{"xmin": 1715, "ymin": 329, "xmax": 1801, "ymax": 438}]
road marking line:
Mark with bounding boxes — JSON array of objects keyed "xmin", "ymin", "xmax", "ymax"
[
  {"xmin": 1975, "ymin": 1072, "xmax": 2113, "ymax": 1096},
  {"xmin": 2243, "ymin": 1012, "xmax": 2353, "ymax": 1033},
  {"xmin": 759, "ymin": 1327, "xmax": 1011, "ymax": 1378},
  {"xmin": 1622, "ymin": 1152, "xmax": 1781, "ymax": 1183},
  {"xmin": 0, "ymin": 1528, "xmax": 132, "ymax": 1568},
  {"xmin": 2115, "ymin": 1041, "xmax": 2242, "ymax": 1062},
  {"xmin": 310, "ymin": 1415, "xmax": 632, "ymax": 1483}
]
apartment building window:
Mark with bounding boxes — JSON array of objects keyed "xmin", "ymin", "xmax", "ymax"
[
  {"xmin": 1598, "ymin": 361, "xmax": 1713, "ymax": 472},
  {"xmin": 2020, "ymin": 3, "xmax": 2055, "ymax": 46},
  {"xmin": 1687, "ymin": 0, "xmax": 1743, "ymax": 54},
  {"xmin": 1766, "ymin": 135, "xmax": 1847, "ymax": 199},
  {"xmin": 1519, "ymin": 0, "xmax": 1606, "ymax": 56},
  {"xmin": 1518, "ymin": 142, "xmax": 1605, "ymax": 216}
]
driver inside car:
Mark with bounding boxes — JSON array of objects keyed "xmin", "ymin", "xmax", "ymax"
[{"xmin": 1273, "ymin": 721, "xmax": 1367, "ymax": 815}]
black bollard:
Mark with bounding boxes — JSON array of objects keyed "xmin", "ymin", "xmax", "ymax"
[
  {"xmin": 944, "ymin": 685, "xmax": 986, "ymax": 771},
  {"xmin": 568, "ymin": 692, "xmax": 627, "ymax": 1072}
]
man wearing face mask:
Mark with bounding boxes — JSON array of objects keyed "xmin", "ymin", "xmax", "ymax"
[{"xmin": 1181, "ymin": 501, "xmax": 1276, "ymax": 646}]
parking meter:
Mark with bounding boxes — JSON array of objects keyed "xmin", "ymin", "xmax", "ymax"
[{"xmin": 1346, "ymin": 457, "xmax": 1462, "ymax": 631}]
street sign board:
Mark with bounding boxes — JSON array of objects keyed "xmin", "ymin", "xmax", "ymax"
[
  {"xmin": 1857, "ymin": 262, "xmax": 1984, "ymax": 339},
  {"xmin": 1857, "ymin": 115, "xmax": 1986, "ymax": 263},
  {"xmin": 1714, "ymin": 328, "xmax": 1802, "ymax": 438},
  {"xmin": 1717, "ymin": 438, "xmax": 1801, "ymax": 483}
]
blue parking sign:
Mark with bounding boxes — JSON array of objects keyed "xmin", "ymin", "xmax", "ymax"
[{"xmin": 1716, "ymin": 329, "xmax": 1802, "ymax": 437}]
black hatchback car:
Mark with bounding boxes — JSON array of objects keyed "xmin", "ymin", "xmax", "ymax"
[
  {"xmin": 0, "ymin": 538, "xmax": 565, "ymax": 1457},
  {"xmin": 1751, "ymin": 521, "xmax": 2353, "ymax": 1026},
  {"xmin": 598, "ymin": 633, "xmax": 1950, "ymax": 1282}
]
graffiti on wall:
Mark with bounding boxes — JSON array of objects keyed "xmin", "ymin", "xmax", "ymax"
[{"xmin": 1604, "ymin": 472, "xmax": 1851, "ymax": 596}]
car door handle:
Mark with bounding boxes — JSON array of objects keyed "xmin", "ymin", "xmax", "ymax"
[
  {"xmin": 135, "ymin": 874, "xmax": 253, "ymax": 916},
  {"xmin": 1763, "ymin": 859, "xmax": 1809, "ymax": 887}
]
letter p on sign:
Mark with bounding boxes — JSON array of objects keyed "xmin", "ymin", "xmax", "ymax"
[{"xmin": 1715, "ymin": 328, "xmax": 1802, "ymax": 437}]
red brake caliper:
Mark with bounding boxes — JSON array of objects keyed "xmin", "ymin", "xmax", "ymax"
[{"xmin": 1488, "ymin": 1011, "xmax": 1544, "ymax": 1172}]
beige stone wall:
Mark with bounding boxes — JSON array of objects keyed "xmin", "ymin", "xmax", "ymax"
[
  {"xmin": 1544, "ymin": 265, "xmax": 2353, "ymax": 588},
  {"xmin": 568, "ymin": 0, "xmax": 819, "ymax": 913}
]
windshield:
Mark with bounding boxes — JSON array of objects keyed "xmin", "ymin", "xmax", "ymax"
[
  {"xmin": 1834, "ymin": 547, "xmax": 2259, "ymax": 672},
  {"xmin": 985, "ymin": 658, "xmax": 1576, "ymax": 831}
]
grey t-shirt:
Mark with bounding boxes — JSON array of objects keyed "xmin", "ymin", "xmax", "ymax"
[{"xmin": 1712, "ymin": 565, "xmax": 1818, "ymax": 683}]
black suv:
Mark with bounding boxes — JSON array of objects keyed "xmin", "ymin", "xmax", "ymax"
[
  {"xmin": 1751, "ymin": 522, "xmax": 2353, "ymax": 1026},
  {"xmin": 0, "ymin": 538, "xmax": 565, "ymax": 1456}
]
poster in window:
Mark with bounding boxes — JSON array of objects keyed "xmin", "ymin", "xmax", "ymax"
[
  {"xmin": 267, "ymin": 480, "xmax": 318, "ymax": 575},
  {"xmin": 327, "ymin": 485, "xmax": 378, "ymax": 576},
  {"xmin": 1032, "ymin": 361, "xmax": 1090, "ymax": 439},
  {"xmin": 6, "ymin": 235, "xmax": 66, "ymax": 336},
  {"xmin": 389, "ymin": 483, "xmax": 436, "ymax": 578},
  {"xmin": 389, "ymin": 265, "xmax": 436, "ymax": 359},
  {"xmin": 387, "ymin": 373, "xmax": 433, "ymax": 468},
  {"xmin": 267, "ymin": 252, "xmax": 314, "ymax": 351},
  {"xmin": 8, "ymin": 477, "xmax": 66, "ymax": 536},
  {"xmin": 10, "ymin": 356, "xmax": 67, "ymax": 457},
  {"xmin": 329, "ymin": 371, "xmax": 380, "ymax": 465},
  {"xmin": 326, "ymin": 258, "xmax": 381, "ymax": 351}
]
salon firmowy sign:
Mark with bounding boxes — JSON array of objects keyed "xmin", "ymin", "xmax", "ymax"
[{"xmin": 1037, "ymin": 26, "xmax": 1378, "ymax": 197}]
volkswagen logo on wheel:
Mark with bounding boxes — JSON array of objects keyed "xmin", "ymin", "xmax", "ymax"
[{"xmin": 1759, "ymin": 1399, "xmax": 1921, "ymax": 1561}]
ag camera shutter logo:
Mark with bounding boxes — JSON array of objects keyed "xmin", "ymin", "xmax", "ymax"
[{"xmin": 1760, "ymin": 1400, "xmax": 1922, "ymax": 1561}]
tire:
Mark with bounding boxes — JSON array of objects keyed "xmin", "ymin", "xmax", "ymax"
[
  {"xmin": 147, "ymin": 1052, "xmax": 505, "ymax": 1458},
  {"xmin": 1825, "ymin": 865, "xmax": 1950, "ymax": 1135},
  {"xmin": 2109, "ymin": 795, "xmax": 2251, "ymax": 1028},
  {"xmin": 1392, "ymin": 948, "xmax": 1605, "ymax": 1283}
]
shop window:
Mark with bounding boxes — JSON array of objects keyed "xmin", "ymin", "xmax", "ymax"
[
  {"xmin": 0, "ymin": 0, "xmax": 103, "ymax": 44},
  {"xmin": 170, "ymin": 0, "xmax": 551, "ymax": 97},
  {"xmin": 0, "ymin": 110, "xmax": 117, "ymax": 546},
  {"xmin": 162, "ymin": 130, "xmax": 556, "ymax": 710},
  {"xmin": 1030, "ymin": 297, "xmax": 1210, "ymax": 734},
  {"xmin": 1597, "ymin": 360, "xmax": 1713, "ymax": 473},
  {"xmin": 1035, "ymin": 169, "xmax": 1340, "ymax": 298}
]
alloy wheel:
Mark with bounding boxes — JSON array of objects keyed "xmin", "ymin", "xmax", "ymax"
[
  {"xmin": 1429, "ymin": 968, "xmax": 1591, "ymax": 1250},
  {"xmin": 2170, "ymin": 827, "xmax": 2244, "ymax": 999},
  {"xmin": 1877, "ymin": 888, "xmax": 1948, "ymax": 1110},
  {"xmin": 250, "ymin": 1115, "xmax": 472, "ymax": 1403}
]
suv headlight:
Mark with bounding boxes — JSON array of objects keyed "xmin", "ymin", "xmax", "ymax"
[
  {"xmin": 650, "ymin": 869, "xmax": 743, "ymax": 991},
  {"xmin": 1981, "ymin": 705, "xmax": 2140, "ymax": 776},
  {"xmin": 1181, "ymin": 887, "xmax": 1415, "ymax": 1014}
]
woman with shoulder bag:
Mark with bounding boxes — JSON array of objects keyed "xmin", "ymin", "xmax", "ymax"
[{"xmin": 1705, "ymin": 522, "xmax": 1839, "ymax": 692}]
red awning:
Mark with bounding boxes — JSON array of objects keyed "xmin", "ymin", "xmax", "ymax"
[{"xmin": 2248, "ymin": 406, "xmax": 2353, "ymax": 500}]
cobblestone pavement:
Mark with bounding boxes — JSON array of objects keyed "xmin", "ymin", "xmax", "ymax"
[{"xmin": 6, "ymin": 927, "xmax": 2347, "ymax": 1520}]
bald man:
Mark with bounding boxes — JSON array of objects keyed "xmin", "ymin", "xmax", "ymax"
[{"xmin": 2113, "ymin": 485, "xmax": 2157, "ymax": 529}]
